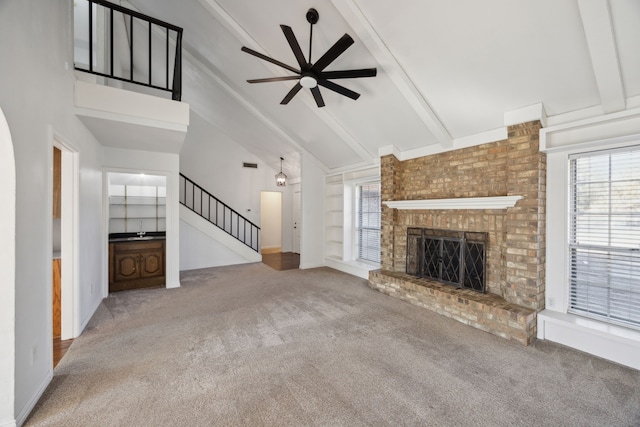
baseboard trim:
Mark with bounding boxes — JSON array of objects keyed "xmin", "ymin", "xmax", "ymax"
[
  {"xmin": 325, "ymin": 256, "xmax": 377, "ymax": 279},
  {"xmin": 79, "ymin": 295, "xmax": 103, "ymax": 337},
  {"xmin": 538, "ymin": 309, "xmax": 640, "ymax": 370},
  {"xmin": 299, "ymin": 262, "xmax": 325, "ymax": 270},
  {"xmin": 15, "ymin": 369, "xmax": 52, "ymax": 426},
  {"xmin": 261, "ymin": 247, "xmax": 281, "ymax": 254},
  {"xmin": 0, "ymin": 418, "xmax": 17, "ymax": 427}
]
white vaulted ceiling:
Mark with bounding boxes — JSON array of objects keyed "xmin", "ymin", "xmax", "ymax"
[{"xmin": 126, "ymin": 0, "xmax": 640, "ymax": 178}]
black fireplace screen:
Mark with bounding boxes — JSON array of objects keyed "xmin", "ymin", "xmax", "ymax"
[{"xmin": 406, "ymin": 228, "xmax": 487, "ymax": 293}]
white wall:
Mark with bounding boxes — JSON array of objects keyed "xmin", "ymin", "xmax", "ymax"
[
  {"xmin": 103, "ymin": 147, "xmax": 181, "ymax": 288},
  {"xmin": 260, "ymin": 192, "xmax": 282, "ymax": 251},
  {"xmin": 180, "ymin": 220, "xmax": 244, "ymax": 269},
  {"xmin": 179, "ymin": 112, "xmax": 294, "ymax": 255},
  {"xmin": 300, "ymin": 154, "xmax": 325, "ymax": 269},
  {"xmin": 180, "ymin": 202, "xmax": 262, "ymax": 270},
  {"xmin": 0, "ymin": 107, "xmax": 16, "ymax": 427},
  {"xmin": 0, "ymin": 1, "xmax": 105, "ymax": 422}
]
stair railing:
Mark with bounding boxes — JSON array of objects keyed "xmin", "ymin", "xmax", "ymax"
[
  {"xmin": 75, "ymin": 0, "xmax": 183, "ymax": 101},
  {"xmin": 179, "ymin": 174, "xmax": 260, "ymax": 253}
]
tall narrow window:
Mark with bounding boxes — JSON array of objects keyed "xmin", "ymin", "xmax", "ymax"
[
  {"xmin": 357, "ymin": 182, "xmax": 381, "ymax": 263},
  {"xmin": 569, "ymin": 146, "xmax": 640, "ymax": 329}
]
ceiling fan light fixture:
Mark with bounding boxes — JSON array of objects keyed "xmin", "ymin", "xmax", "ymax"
[
  {"xmin": 300, "ymin": 75, "xmax": 317, "ymax": 88},
  {"xmin": 275, "ymin": 157, "xmax": 287, "ymax": 186}
]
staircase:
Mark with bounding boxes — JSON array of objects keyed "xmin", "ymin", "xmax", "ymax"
[{"xmin": 179, "ymin": 173, "xmax": 260, "ymax": 253}]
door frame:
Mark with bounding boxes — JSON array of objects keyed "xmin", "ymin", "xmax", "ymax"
[
  {"xmin": 50, "ymin": 128, "xmax": 80, "ymax": 340},
  {"xmin": 292, "ymin": 188, "xmax": 301, "ymax": 254}
]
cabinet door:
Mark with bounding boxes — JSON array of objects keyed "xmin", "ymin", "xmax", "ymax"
[
  {"xmin": 114, "ymin": 252, "xmax": 140, "ymax": 281},
  {"xmin": 140, "ymin": 249, "xmax": 164, "ymax": 279}
]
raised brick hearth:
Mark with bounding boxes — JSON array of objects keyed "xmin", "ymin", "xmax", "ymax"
[{"xmin": 370, "ymin": 121, "xmax": 546, "ymax": 345}]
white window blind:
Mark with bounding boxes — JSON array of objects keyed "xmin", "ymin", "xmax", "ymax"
[
  {"xmin": 569, "ymin": 146, "xmax": 640, "ymax": 329},
  {"xmin": 357, "ymin": 182, "xmax": 381, "ymax": 263}
]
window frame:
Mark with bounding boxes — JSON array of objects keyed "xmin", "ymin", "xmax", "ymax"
[
  {"xmin": 567, "ymin": 146, "xmax": 640, "ymax": 329},
  {"xmin": 354, "ymin": 181, "xmax": 381, "ymax": 264},
  {"xmin": 546, "ymin": 138, "xmax": 640, "ymax": 324}
]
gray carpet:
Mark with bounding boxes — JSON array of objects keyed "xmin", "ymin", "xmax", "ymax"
[{"xmin": 26, "ymin": 263, "xmax": 640, "ymax": 426}]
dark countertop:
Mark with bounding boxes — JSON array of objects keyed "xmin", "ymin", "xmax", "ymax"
[{"xmin": 109, "ymin": 232, "xmax": 166, "ymax": 243}]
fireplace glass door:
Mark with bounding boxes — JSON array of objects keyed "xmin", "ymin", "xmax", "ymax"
[{"xmin": 406, "ymin": 228, "xmax": 486, "ymax": 293}]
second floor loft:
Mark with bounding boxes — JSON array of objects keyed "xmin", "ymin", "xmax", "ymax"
[{"xmin": 73, "ymin": 0, "xmax": 189, "ymax": 154}]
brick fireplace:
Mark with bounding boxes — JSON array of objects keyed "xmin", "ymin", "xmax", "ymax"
[{"xmin": 369, "ymin": 121, "xmax": 545, "ymax": 345}]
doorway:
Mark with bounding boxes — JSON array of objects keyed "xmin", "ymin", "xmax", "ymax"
[
  {"xmin": 261, "ymin": 190, "xmax": 299, "ymax": 271},
  {"xmin": 52, "ymin": 146, "xmax": 67, "ymax": 366},
  {"xmin": 260, "ymin": 191, "xmax": 282, "ymax": 254},
  {"xmin": 52, "ymin": 133, "xmax": 79, "ymax": 343}
]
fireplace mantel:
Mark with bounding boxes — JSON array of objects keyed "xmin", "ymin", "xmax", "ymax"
[{"xmin": 383, "ymin": 196, "xmax": 522, "ymax": 210}]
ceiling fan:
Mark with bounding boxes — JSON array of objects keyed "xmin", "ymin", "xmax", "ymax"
[{"xmin": 240, "ymin": 8, "xmax": 377, "ymax": 108}]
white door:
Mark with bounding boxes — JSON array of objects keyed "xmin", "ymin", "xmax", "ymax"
[{"xmin": 293, "ymin": 190, "xmax": 301, "ymax": 254}]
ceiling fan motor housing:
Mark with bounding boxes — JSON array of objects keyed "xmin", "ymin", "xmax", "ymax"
[{"xmin": 306, "ymin": 8, "xmax": 319, "ymax": 25}]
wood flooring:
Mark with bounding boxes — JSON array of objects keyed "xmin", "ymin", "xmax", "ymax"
[
  {"xmin": 53, "ymin": 337, "xmax": 73, "ymax": 368},
  {"xmin": 262, "ymin": 252, "xmax": 300, "ymax": 271}
]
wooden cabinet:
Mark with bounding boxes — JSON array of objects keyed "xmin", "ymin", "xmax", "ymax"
[{"xmin": 109, "ymin": 239, "xmax": 165, "ymax": 292}]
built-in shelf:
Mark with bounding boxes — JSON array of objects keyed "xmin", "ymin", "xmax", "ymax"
[
  {"xmin": 325, "ymin": 176, "xmax": 345, "ymax": 260},
  {"xmin": 383, "ymin": 195, "xmax": 522, "ymax": 210},
  {"xmin": 109, "ymin": 184, "xmax": 166, "ymax": 234},
  {"xmin": 324, "ymin": 166, "xmax": 381, "ymax": 278}
]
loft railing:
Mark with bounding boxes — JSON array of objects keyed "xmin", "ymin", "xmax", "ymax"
[
  {"xmin": 75, "ymin": 0, "xmax": 183, "ymax": 101},
  {"xmin": 179, "ymin": 174, "xmax": 260, "ymax": 253}
]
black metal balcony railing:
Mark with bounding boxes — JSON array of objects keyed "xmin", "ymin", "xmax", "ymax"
[
  {"xmin": 75, "ymin": 0, "xmax": 183, "ymax": 101},
  {"xmin": 180, "ymin": 174, "xmax": 260, "ymax": 253}
]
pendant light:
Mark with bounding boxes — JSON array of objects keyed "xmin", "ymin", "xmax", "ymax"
[{"xmin": 275, "ymin": 157, "xmax": 287, "ymax": 186}]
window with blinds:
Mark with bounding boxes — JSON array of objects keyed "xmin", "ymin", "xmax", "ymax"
[
  {"xmin": 357, "ymin": 182, "xmax": 381, "ymax": 263},
  {"xmin": 569, "ymin": 146, "xmax": 640, "ymax": 329}
]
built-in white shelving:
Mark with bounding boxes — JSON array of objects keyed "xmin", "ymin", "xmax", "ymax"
[
  {"xmin": 109, "ymin": 184, "xmax": 167, "ymax": 234},
  {"xmin": 324, "ymin": 174, "xmax": 344, "ymax": 260},
  {"xmin": 323, "ymin": 166, "xmax": 382, "ymax": 280}
]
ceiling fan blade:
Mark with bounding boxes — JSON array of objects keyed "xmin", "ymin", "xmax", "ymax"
[
  {"xmin": 310, "ymin": 86, "xmax": 325, "ymax": 108},
  {"xmin": 311, "ymin": 34, "xmax": 354, "ymax": 72},
  {"xmin": 281, "ymin": 83, "xmax": 302, "ymax": 105},
  {"xmin": 320, "ymin": 68, "xmax": 377, "ymax": 79},
  {"xmin": 241, "ymin": 46, "xmax": 300, "ymax": 74},
  {"xmin": 280, "ymin": 25, "xmax": 307, "ymax": 69},
  {"xmin": 317, "ymin": 79, "xmax": 360, "ymax": 100},
  {"xmin": 247, "ymin": 76, "xmax": 300, "ymax": 83}
]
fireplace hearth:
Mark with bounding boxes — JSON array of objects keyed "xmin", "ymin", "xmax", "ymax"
[{"xmin": 406, "ymin": 228, "xmax": 487, "ymax": 293}]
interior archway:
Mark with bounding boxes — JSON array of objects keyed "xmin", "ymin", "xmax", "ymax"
[{"xmin": 0, "ymin": 107, "xmax": 17, "ymax": 423}]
